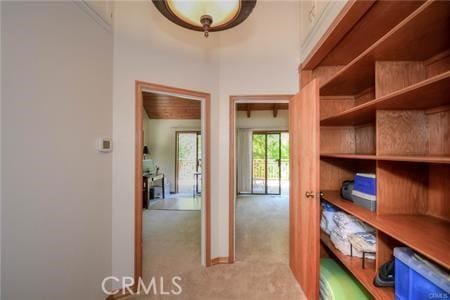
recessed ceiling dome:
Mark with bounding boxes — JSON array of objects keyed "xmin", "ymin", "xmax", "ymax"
[{"xmin": 152, "ymin": 0, "xmax": 257, "ymax": 37}]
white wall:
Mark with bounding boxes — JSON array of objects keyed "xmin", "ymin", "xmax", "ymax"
[
  {"xmin": 1, "ymin": 2, "xmax": 112, "ymax": 299},
  {"xmin": 112, "ymin": 0, "xmax": 220, "ymax": 286},
  {"xmin": 144, "ymin": 116, "xmax": 201, "ymax": 193},
  {"xmin": 112, "ymin": 0, "xmax": 301, "ymax": 279},
  {"xmin": 299, "ymin": 0, "xmax": 347, "ymax": 64},
  {"xmin": 215, "ymin": 1, "xmax": 300, "ymax": 257},
  {"xmin": 236, "ymin": 110, "xmax": 289, "ymax": 129}
]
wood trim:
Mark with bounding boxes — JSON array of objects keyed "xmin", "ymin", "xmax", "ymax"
[
  {"xmin": 425, "ymin": 104, "xmax": 450, "ymax": 115},
  {"xmin": 231, "ymin": 94, "xmax": 292, "ymax": 101},
  {"xmin": 228, "ymin": 95, "xmax": 293, "ymax": 263},
  {"xmin": 252, "ymin": 129, "xmax": 289, "ymax": 134},
  {"xmin": 320, "ymin": 95, "xmax": 355, "ymax": 101},
  {"xmin": 135, "ymin": 81, "xmax": 212, "ymax": 290},
  {"xmin": 137, "ymin": 81, "xmax": 210, "ymax": 99},
  {"xmin": 211, "ymin": 257, "xmax": 232, "ymax": 265},
  {"xmin": 105, "ymin": 284, "xmax": 137, "ymax": 300},
  {"xmin": 106, "ymin": 292, "xmax": 132, "ymax": 299},
  {"xmin": 175, "ymin": 132, "xmax": 179, "ymax": 194},
  {"xmin": 204, "ymin": 93, "xmax": 212, "ymax": 267},
  {"xmin": 229, "ymin": 98, "xmax": 236, "ymax": 263},
  {"xmin": 135, "ymin": 81, "xmax": 143, "ymax": 282},
  {"xmin": 424, "ymin": 49, "xmax": 450, "ymax": 66}
]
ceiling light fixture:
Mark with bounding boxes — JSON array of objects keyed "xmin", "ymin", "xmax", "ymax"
[{"xmin": 152, "ymin": 0, "xmax": 257, "ymax": 38}]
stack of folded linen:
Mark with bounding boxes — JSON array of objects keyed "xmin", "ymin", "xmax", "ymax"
[
  {"xmin": 348, "ymin": 232, "xmax": 376, "ymax": 255},
  {"xmin": 320, "ymin": 202, "xmax": 339, "ymax": 234},
  {"xmin": 330, "ymin": 212, "xmax": 375, "ymax": 259}
]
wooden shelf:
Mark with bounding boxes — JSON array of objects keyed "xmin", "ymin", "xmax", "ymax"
[
  {"xmin": 302, "ymin": 1, "xmax": 423, "ymax": 69},
  {"xmin": 320, "ymin": 230, "xmax": 394, "ymax": 300},
  {"xmin": 321, "ymin": 1, "xmax": 450, "ymax": 96},
  {"xmin": 320, "ymin": 153, "xmax": 450, "ymax": 164},
  {"xmin": 321, "ymin": 71, "xmax": 450, "ymax": 126},
  {"xmin": 321, "ymin": 191, "xmax": 450, "ymax": 269},
  {"xmin": 321, "ymin": 191, "xmax": 378, "ymax": 226},
  {"xmin": 321, "ymin": 153, "xmax": 377, "ymax": 162},
  {"xmin": 300, "ymin": 1, "xmax": 450, "ymax": 298}
]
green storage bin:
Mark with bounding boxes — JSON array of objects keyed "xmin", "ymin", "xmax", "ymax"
[{"xmin": 320, "ymin": 258, "xmax": 371, "ymax": 300}]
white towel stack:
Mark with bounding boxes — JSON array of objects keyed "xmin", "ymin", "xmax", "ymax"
[
  {"xmin": 320, "ymin": 202, "xmax": 339, "ymax": 234},
  {"xmin": 330, "ymin": 212, "xmax": 376, "ymax": 259}
]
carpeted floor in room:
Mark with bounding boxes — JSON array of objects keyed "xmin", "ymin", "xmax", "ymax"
[
  {"xmin": 149, "ymin": 196, "xmax": 201, "ymax": 211},
  {"xmin": 129, "ymin": 195, "xmax": 305, "ymax": 300}
]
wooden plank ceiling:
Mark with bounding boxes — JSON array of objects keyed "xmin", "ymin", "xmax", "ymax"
[
  {"xmin": 143, "ymin": 91, "xmax": 289, "ymax": 119},
  {"xmin": 236, "ymin": 103, "xmax": 289, "ymax": 117},
  {"xmin": 143, "ymin": 92, "xmax": 201, "ymax": 119}
]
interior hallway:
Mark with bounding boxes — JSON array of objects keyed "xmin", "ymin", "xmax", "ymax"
[{"xmin": 131, "ymin": 195, "xmax": 304, "ymax": 300}]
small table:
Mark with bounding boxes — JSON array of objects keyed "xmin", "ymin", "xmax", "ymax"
[{"xmin": 143, "ymin": 173, "xmax": 165, "ymax": 209}]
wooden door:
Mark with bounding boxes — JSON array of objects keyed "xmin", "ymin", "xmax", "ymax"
[{"xmin": 289, "ymin": 79, "xmax": 320, "ymax": 299}]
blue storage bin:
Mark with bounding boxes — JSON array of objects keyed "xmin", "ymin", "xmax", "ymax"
[
  {"xmin": 394, "ymin": 247, "xmax": 450, "ymax": 300},
  {"xmin": 352, "ymin": 173, "xmax": 376, "ymax": 211},
  {"xmin": 353, "ymin": 173, "xmax": 376, "ymax": 196}
]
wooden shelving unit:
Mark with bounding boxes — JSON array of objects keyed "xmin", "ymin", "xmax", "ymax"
[
  {"xmin": 321, "ymin": 191, "xmax": 450, "ymax": 269},
  {"xmin": 297, "ymin": 1, "xmax": 450, "ymax": 298},
  {"xmin": 321, "ymin": 71, "xmax": 450, "ymax": 126},
  {"xmin": 320, "ymin": 0, "xmax": 450, "ymax": 96},
  {"xmin": 320, "ymin": 230, "xmax": 394, "ymax": 300},
  {"xmin": 320, "ymin": 191, "xmax": 378, "ymax": 225}
]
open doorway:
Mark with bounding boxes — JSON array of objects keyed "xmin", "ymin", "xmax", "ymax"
[
  {"xmin": 229, "ymin": 95, "xmax": 293, "ymax": 269},
  {"xmin": 251, "ymin": 131, "xmax": 289, "ymax": 195},
  {"xmin": 134, "ymin": 81, "xmax": 211, "ymax": 286},
  {"xmin": 175, "ymin": 131, "xmax": 202, "ymax": 196}
]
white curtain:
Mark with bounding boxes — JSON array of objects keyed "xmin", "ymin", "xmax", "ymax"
[{"xmin": 237, "ymin": 128, "xmax": 252, "ymax": 193}]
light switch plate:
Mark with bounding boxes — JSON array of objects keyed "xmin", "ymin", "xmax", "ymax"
[{"xmin": 97, "ymin": 137, "xmax": 112, "ymax": 153}]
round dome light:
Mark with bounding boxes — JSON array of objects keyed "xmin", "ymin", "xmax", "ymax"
[{"xmin": 152, "ymin": 0, "xmax": 257, "ymax": 37}]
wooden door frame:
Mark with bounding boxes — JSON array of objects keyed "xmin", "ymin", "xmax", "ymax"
[
  {"xmin": 135, "ymin": 81, "xmax": 212, "ymax": 284},
  {"xmin": 174, "ymin": 130, "xmax": 201, "ymax": 194},
  {"xmin": 228, "ymin": 95, "xmax": 292, "ymax": 263}
]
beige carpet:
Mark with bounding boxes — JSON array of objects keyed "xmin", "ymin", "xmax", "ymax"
[
  {"xmin": 149, "ymin": 197, "xmax": 201, "ymax": 211},
  {"xmin": 129, "ymin": 195, "xmax": 305, "ymax": 300}
]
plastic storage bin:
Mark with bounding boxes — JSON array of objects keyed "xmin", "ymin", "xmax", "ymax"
[
  {"xmin": 352, "ymin": 194, "xmax": 376, "ymax": 212},
  {"xmin": 394, "ymin": 247, "xmax": 450, "ymax": 300},
  {"xmin": 352, "ymin": 173, "xmax": 376, "ymax": 212}
]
